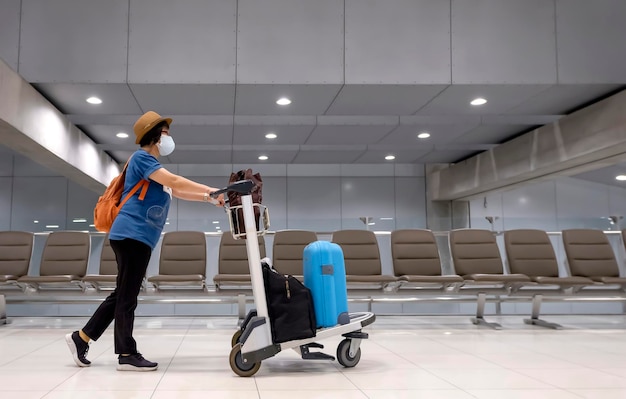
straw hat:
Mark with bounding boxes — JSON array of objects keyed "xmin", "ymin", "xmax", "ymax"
[{"xmin": 133, "ymin": 111, "xmax": 173, "ymax": 144}]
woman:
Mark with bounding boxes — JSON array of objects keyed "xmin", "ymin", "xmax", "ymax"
[{"xmin": 66, "ymin": 111, "xmax": 224, "ymax": 371}]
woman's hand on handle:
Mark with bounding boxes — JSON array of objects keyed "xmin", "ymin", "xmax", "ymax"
[{"xmin": 207, "ymin": 190, "xmax": 225, "ymax": 207}]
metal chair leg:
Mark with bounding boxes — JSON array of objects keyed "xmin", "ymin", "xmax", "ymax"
[
  {"xmin": 0, "ymin": 295, "xmax": 6, "ymax": 325},
  {"xmin": 523, "ymin": 294, "xmax": 562, "ymax": 329},
  {"xmin": 471, "ymin": 292, "xmax": 502, "ymax": 329}
]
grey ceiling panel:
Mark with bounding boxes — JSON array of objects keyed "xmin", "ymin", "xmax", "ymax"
[
  {"xmin": 556, "ymin": 0, "xmax": 626, "ymax": 83},
  {"xmin": 6, "ymin": 1, "xmax": 625, "ymax": 175},
  {"xmin": 452, "ymin": 0, "xmax": 557, "ymax": 84},
  {"xmin": 292, "ymin": 149, "xmax": 363, "ymax": 164},
  {"xmin": 34, "ymin": 83, "xmax": 142, "ymax": 115},
  {"xmin": 345, "ymin": 0, "xmax": 451, "ymax": 84},
  {"xmin": 129, "ymin": 84, "xmax": 236, "ymax": 115},
  {"xmin": 505, "ymin": 84, "xmax": 623, "ymax": 115},
  {"xmin": 234, "ymin": 125, "xmax": 315, "ymax": 145},
  {"xmin": 170, "ymin": 125, "xmax": 233, "ymax": 146},
  {"xmin": 416, "ymin": 149, "xmax": 478, "ymax": 163},
  {"xmin": 306, "ymin": 122, "xmax": 397, "ymax": 145},
  {"xmin": 455, "ymin": 124, "xmax": 532, "ymax": 145},
  {"xmin": 167, "ymin": 150, "xmax": 232, "ymax": 165},
  {"xmin": 325, "ymin": 85, "xmax": 448, "ymax": 115},
  {"xmin": 355, "ymin": 148, "xmax": 431, "ymax": 164},
  {"xmin": 416, "ymin": 84, "xmax": 551, "ymax": 115},
  {"xmin": 232, "ymin": 149, "xmax": 299, "ymax": 164},
  {"xmin": 379, "ymin": 120, "xmax": 478, "ymax": 146},
  {"xmin": 237, "ymin": 0, "xmax": 343, "ymax": 84},
  {"xmin": 235, "ymin": 84, "xmax": 342, "ymax": 115},
  {"xmin": 81, "ymin": 125, "xmax": 134, "ymax": 145},
  {"xmin": 574, "ymin": 162, "xmax": 626, "ymax": 188},
  {"xmin": 109, "ymin": 151, "xmax": 135, "ymax": 164},
  {"xmin": 128, "ymin": 0, "xmax": 236, "ymax": 84},
  {"xmin": 0, "ymin": 0, "xmax": 20, "ymax": 72},
  {"xmin": 19, "ymin": 0, "xmax": 128, "ymax": 83}
]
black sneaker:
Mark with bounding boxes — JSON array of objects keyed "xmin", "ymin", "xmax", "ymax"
[
  {"xmin": 117, "ymin": 353, "xmax": 158, "ymax": 371},
  {"xmin": 65, "ymin": 331, "xmax": 91, "ymax": 367}
]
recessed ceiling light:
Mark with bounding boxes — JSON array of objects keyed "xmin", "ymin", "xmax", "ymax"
[
  {"xmin": 72, "ymin": 218, "xmax": 87, "ymax": 223},
  {"xmin": 276, "ymin": 97, "xmax": 291, "ymax": 105},
  {"xmin": 470, "ymin": 97, "xmax": 487, "ymax": 106},
  {"xmin": 265, "ymin": 132, "xmax": 277, "ymax": 139},
  {"xmin": 385, "ymin": 155, "xmax": 396, "ymax": 161},
  {"xmin": 417, "ymin": 132, "xmax": 430, "ymax": 139},
  {"xmin": 33, "ymin": 220, "xmax": 39, "ymax": 223},
  {"xmin": 212, "ymin": 221, "xmax": 220, "ymax": 224},
  {"xmin": 258, "ymin": 155, "xmax": 269, "ymax": 161},
  {"xmin": 116, "ymin": 132, "xmax": 129, "ymax": 138},
  {"xmin": 86, "ymin": 96, "xmax": 102, "ymax": 105},
  {"xmin": 45, "ymin": 225, "xmax": 59, "ymax": 229},
  {"xmin": 616, "ymin": 175, "xmax": 626, "ymax": 181}
]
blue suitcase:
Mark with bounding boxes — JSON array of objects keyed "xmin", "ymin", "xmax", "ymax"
[{"xmin": 303, "ymin": 241, "xmax": 349, "ymax": 328}]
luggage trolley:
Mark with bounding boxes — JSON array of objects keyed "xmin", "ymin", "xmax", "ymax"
[{"xmin": 211, "ymin": 180, "xmax": 376, "ymax": 377}]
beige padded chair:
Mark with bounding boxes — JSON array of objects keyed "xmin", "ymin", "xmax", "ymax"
[
  {"xmin": 213, "ymin": 232, "xmax": 266, "ymax": 289},
  {"xmin": 272, "ymin": 230, "xmax": 317, "ymax": 280},
  {"xmin": 0, "ymin": 231, "xmax": 34, "ymax": 290},
  {"xmin": 82, "ymin": 236, "xmax": 118, "ymax": 291},
  {"xmin": 331, "ymin": 229, "xmax": 398, "ymax": 289},
  {"xmin": 391, "ymin": 229, "xmax": 463, "ymax": 290},
  {"xmin": 147, "ymin": 231, "xmax": 207, "ymax": 290},
  {"xmin": 562, "ymin": 229, "xmax": 626, "ymax": 287},
  {"xmin": 18, "ymin": 231, "xmax": 90, "ymax": 291},
  {"xmin": 505, "ymin": 229, "xmax": 595, "ymax": 329},
  {"xmin": 449, "ymin": 229, "xmax": 530, "ymax": 328}
]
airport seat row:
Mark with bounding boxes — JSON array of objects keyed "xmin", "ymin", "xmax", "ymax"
[{"xmin": 1, "ymin": 228, "xmax": 625, "ymax": 329}]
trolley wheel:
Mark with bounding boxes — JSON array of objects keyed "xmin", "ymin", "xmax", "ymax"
[
  {"xmin": 336, "ymin": 339, "xmax": 361, "ymax": 368},
  {"xmin": 231, "ymin": 329, "xmax": 243, "ymax": 347},
  {"xmin": 229, "ymin": 344, "xmax": 261, "ymax": 377}
]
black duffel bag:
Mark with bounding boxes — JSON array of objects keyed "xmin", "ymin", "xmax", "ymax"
[{"xmin": 262, "ymin": 260, "xmax": 316, "ymax": 343}]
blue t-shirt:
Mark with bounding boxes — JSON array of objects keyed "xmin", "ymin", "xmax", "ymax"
[{"xmin": 109, "ymin": 150, "xmax": 171, "ymax": 249}]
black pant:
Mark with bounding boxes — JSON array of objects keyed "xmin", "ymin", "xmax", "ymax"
[{"xmin": 83, "ymin": 238, "xmax": 151, "ymax": 354}]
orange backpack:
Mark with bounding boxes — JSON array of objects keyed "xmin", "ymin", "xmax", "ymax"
[{"xmin": 93, "ymin": 160, "xmax": 149, "ymax": 233}]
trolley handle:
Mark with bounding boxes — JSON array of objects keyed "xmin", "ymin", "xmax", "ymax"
[{"xmin": 210, "ymin": 179, "xmax": 256, "ymax": 199}]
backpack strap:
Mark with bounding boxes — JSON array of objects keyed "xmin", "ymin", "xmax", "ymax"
[
  {"xmin": 118, "ymin": 179, "xmax": 150, "ymax": 209},
  {"xmin": 118, "ymin": 153, "xmax": 150, "ymax": 209}
]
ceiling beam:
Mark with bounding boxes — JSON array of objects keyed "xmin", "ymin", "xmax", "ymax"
[
  {"xmin": 429, "ymin": 89, "xmax": 626, "ymax": 200},
  {"xmin": 0, "ymin": 58, "xmax": 119, "ymax": 193}
]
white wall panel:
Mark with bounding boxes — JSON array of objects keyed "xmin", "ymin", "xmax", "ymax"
[
  {"xmin": 66, "ymin": 180, "xmax": 100, "ymax": 231},
  {"xmin": 556, "ymin": 0, "xmax": 626, "ymax": 83},
  {"xmin": 261, "ymin": 177, "xmax": 287, "ymax": 231},
  {"xmin": 287, "ymin": 177, "xmax": 341, "ymax": 231},
  {"xmin": 128, "ymin": 0, "xmax": 236, "ymax": 83},
  {"xmin": 395, "ymin": 177, "xmax": 426, "ymax": 229},
  {"xmin": 175, "ymin": 176, "xmax": 228, "ymax": 232},
  {"xmin": 501, "ymin": 180, "xmax": 558, "ymax": 231},
  {"xmin": 469, "ymin": 193, "xmax": 503, "ymax": 231},
  {"xmin": 340, "ymin": 177, "xmax": 395, "ymax": 230},
  {"xmin": 451, "ymin": 0, "xmax": 557, "ymax": 84},
  {"xmin": 0, "ymin": 145, "xmax": 14, "ymax": 176},
  {"xmin": 556, "ymin": 178, "xmax": 611, "ymax": 230},
  {"xmin": 345, "ymin": 0, "xmax": 451, "ymax": 84},
  {"xmin": 608, "ymin": 186, "xmax": 626, "ymax": 230},
  {"xmin": 0, "ymin": 0, "xmax": 21, "ymax": 72},
  {"xmin": 19, "ymin": 0, "xmax": 129, "ymax": 82},
  {"xmin": 237, "ymin": 0, "xmax": 343, "ymax": 83},
  {"xmin": 12, "ymin": 154, "xmax": 60, "ymax": 177},
  {"xmin": 0, "ymin": 177, "xmax": 12, "ymax": 229},
  {"xmin": 11, "ymin": 177, "xmax": 67, "ymax": 232}
]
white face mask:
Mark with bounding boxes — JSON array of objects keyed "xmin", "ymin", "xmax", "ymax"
[{"xmin": 157, "ymin": 134, "xmax": 175, "ymax": 156}]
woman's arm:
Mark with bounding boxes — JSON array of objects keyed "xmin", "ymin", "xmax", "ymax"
[{"xmin": 149, "ymin": 167, "xmax": 224, "ymax": 205}]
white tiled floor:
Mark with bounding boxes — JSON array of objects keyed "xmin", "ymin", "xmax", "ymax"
[{"xmin": 1, "ymin": 315, "xmax": 626, "ymax": 398}]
